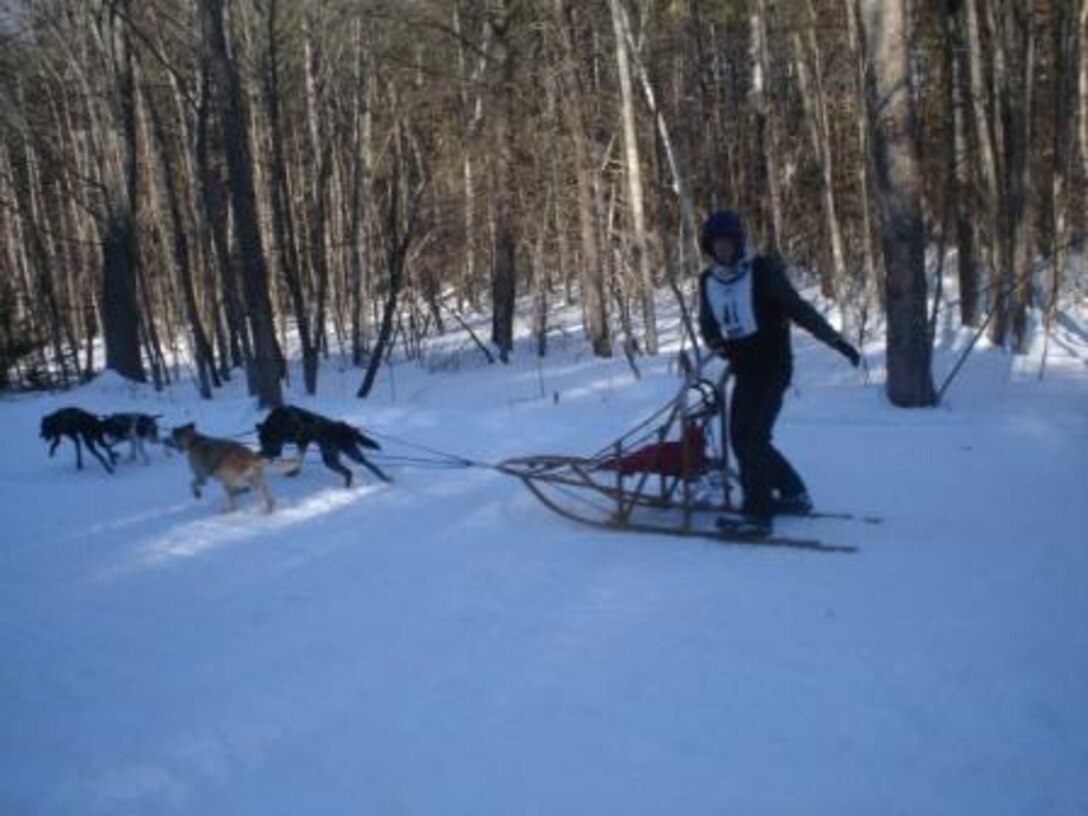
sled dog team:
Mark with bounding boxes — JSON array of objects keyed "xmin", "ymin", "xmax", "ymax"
[
  {"xmin": 37, "ymin": 210, "xmax": 861, "ymax": 534},
  {"xmin": 39, "ymin": 404, "xmax": 391, "ymax": 513}
]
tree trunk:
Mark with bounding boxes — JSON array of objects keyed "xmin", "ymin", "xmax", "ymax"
[
  {"xmin": 201, "ymin": 0, "xmax": 282, "ymax": 407},
  {"xmin": 1043, "ymin": 0, "xmax": 1077, "ymax": 371},
  {"xmin": 131, "ymin": 64, "xmax": 168, "ymax": 389},
  {"xmin": 617, "ymin": 7, "xmax": 700, "ymax": 268},
  {"xmin": 964, "ymin": 0, "xmax": 1001, "ymax": 319},
  {"xmin": 196, "ymin": 62, "xmax": 247, "ymax": 376},
  {"xmin": 1080, "ymin": 0, "xmax": 1088, "ymax": 216},
  {"xmin": 101, "ymin": 7, "xmax": 146, "ymax": 383},
  {"xmin": 303, "ymin": 10, "xmax": 333, "ymax": 389},
  {"xmin": 749, "ymin": 0, "xmax": 782, "ymax": 253},
  {"xmin": 860, "ymin": 0, "xmax": 936, "ymax": 407},
  {"xmin": 791, "ymin": 0, "xmax": 846, "ymax": 301},
  {"xmin": 980, "ymin": 2, "xmax": 1035, "ymax": 352},
  {"xmin": 488, "ymin": 2, "xmax": 517, "ymax": 363},
  {"xmin": 982, "ymin": 0, "xmax": 1015, "ymax": 346},
  {"xmin": 607, "ymin": 0, "xmax": 657, "ymax": 355},
  {"xmin": 17, "ymin": 133, "xmax": 74, "ymax": 386},
  {"xmin": 263, "ymin": 0, "xmax": 316, "ymax": 394},
  {"xmin": 843, "ymin": 0, "xmax": 881, "ymax": 318},
  {"xmin": 532, "ymin": 194, "xmax": 550, "ymax": 357},
  {"xmin": 145, "ymin": 68, "xmax": 217, "ymax": 398},
  {"xmin": 455, "ymin": 4, "xmax": 491, "ymax": 312},
  {"xmin": 947, "ymin": 1, "xmax": 980, "ymax": 328},
  {"xmin": 554, "ymin": 0, "xmax": 611, "ymax": 357},
  {"xmin": 358, "ymin": 124, "xmax": 424, "ymax": 399},
  {"xmin": 348, "ymin": 17, "xmax": 373, "ymax": 366}
]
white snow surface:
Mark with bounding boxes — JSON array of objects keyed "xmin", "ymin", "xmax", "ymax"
[{"xmin": 2, "ymin": 309, "xmax": 1087, "ymax": 815}]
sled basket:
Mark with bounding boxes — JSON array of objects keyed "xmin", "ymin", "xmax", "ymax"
[{"xmin": 498, "ymin": 359, "xmax": 741, "ymax": 537}]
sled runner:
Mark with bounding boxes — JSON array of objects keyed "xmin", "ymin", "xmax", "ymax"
[{"xmin": 498, "ymin": 356, "xmax": 857, "ymax": 553}]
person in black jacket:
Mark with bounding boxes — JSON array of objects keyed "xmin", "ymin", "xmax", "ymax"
[{"xmin": 698, "ymin": 210, "xmax": 860, "ymax": 537}]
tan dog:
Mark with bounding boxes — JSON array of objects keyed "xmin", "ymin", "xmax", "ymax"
[{"xmin": 170, "ymin": 423, "xmax": 300, "ymax": 512}]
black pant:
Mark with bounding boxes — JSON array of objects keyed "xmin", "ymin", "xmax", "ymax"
[{"xmin": 729, "ymin": 372, "xmax": 806, "ymax": 518}]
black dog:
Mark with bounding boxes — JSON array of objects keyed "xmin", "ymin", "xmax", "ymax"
[
  {"xmin": 256, "ymin": 405, "xmax": 391, "ymax": 488},
  {"xmin": 102, "ymin": 413, "xmax": 162, "ymax": 464},
  {"xmin": 40, "ymin": 407, "xmax": 119, "ymax": 473}
]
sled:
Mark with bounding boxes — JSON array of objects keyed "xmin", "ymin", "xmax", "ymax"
[{"xmin": 498, "ymin": 355, "xmax": 856, "ymax": 553}]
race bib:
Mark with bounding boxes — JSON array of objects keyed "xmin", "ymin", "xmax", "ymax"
[{"xmin": 706, "ymin": 263, "xmax": 758, "ymax": 340}]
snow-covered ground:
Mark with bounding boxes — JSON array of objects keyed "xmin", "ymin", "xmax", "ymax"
[{"xmin": 2, "ymin": 305, "xmax": 1086, "ymax": 815}]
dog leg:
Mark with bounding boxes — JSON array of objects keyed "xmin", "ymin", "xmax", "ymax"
[
  {"xmin": 252, "ymin": 472, "xmax": 274, "ymax": 512},
  {"xmin": 320, "ymin": 447, "xmax": 353, "ymax": 488},
  {"xmin": 191, "ymin": 476, "xmax": 205, "ymax": 499},
  {"xmin": 344, "ymin": 445, "xmax": 393, "ymax": 484},
  {"xmin": 282, "ymin": 441, "xmax": 305, "ymax": 478},
  {"xmin": 48, "ymin": 438, "xmax": 61, "ymax": 458},
  {"xmin": 71, "ymin": 434, "xmax": 85, "ymax": 470},
  {"xmin": 221, "ymin": 484, "xmax": 238, "ymax": 512},
  {"xmin": 85, "ymin": 437, "xmax": 115, "ymax": 473},
  {"xmin": 360, "ymin": 459, "xmax": 393, "ymax": 484}
]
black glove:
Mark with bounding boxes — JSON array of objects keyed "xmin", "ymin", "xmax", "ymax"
[{"xmin": 833, "ymin": 338, "xmax": 861, "ymax": 368}]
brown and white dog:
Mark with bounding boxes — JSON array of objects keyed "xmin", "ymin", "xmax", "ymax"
[{"xmin": 169, "ymin": 423, "xmax": 300, "ymax": 512}]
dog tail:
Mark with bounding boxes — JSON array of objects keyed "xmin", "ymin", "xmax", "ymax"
[
  {"xmin": 262, "ymin": 456, "xmax": 302, "ymax": 477},
  {"xmin": 354, "ymin": 428, "xmax": 381, "ymax": 450}
]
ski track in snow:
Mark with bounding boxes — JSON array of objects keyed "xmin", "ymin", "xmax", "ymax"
[{"xmin": 1, "ymin": 314, "xmax": 1087, "ymax": 815}]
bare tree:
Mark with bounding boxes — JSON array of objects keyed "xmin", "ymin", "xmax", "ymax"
[
  {"xmin": 488, "ymin": 1, "xmax": 517, "ymax": 363},
  {"xmin": 201, "ymin": 0, "xmax": 282, "ymax": 407},
  {"xmin": 99, "ymin": 1, "xmax": 146, "ymax": 382},
  {"xmin": 607, "ymin": 0, "xmax": 656, "ymax": 355},
  {"xmin": 860, "ymin": 0, "xmax": 936, "ymax": 406},
  {"xmin": 553, "ymin": 0, "xmax": 611, "ymax": 357},
  {"xmin": 358, "ymin": 120, "xmax": 425, "ymax": 399},
  {"xmin": 749, "ymin": 0, "xmax": 782, "ymax": 253}
]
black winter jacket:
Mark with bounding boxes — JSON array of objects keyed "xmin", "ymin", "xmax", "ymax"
[{"xmin": 698, "ymin": 255, "xmax": 843, "ymax": 380}]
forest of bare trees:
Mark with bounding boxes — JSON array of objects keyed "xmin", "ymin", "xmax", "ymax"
[{"xmin": 0, "ymin": 0, "xmax": 1084, "ymax": 407}]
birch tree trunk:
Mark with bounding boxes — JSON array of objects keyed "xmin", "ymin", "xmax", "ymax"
[
  {"xmin": 749, "ymin": 0, "xmax": 781, "ymax": 253},
  {"xmin": 454, "ymin": 4, "xmax": 491, "ymax": 311},
  {"xmin": 616, "ymin": 5, "xmax": 700, "ymax": 269},
  {"xmin": 348, "ymin": 17, "xmax": 373, "ymax": 365},
  {"xmin": 607, "ymin": 0, "xmax": 657, "ymax": 355},
  {"xmin": 303, "ymin": 9, "xmax": 333, "ymax": 390}
]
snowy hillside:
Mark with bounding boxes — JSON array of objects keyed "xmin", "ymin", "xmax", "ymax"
[{"xmin": 2, "ymin": 307, "xmax": 1087, "ymax": 815}]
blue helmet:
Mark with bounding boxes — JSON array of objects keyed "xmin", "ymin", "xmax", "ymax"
[{"xmin": 700, "ymin": 210, "xmax": 746, "ymax": 262}]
